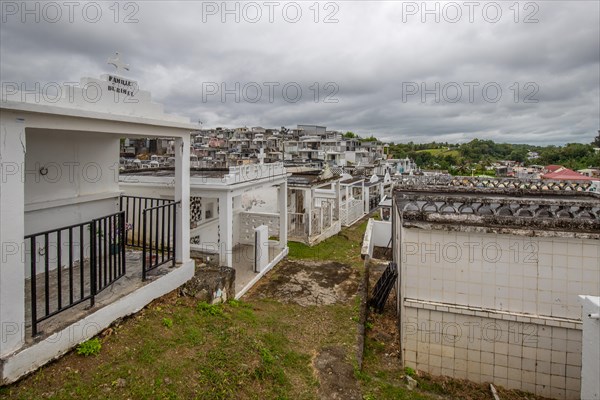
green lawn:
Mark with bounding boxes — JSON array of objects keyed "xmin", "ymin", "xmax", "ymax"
[
  {"xmin": 287, "ymin": 220, "xmax": 368, "ymax": 268},
  {"xmin": 0, "ymin": 297, "xmax": 360, "ymax": 400}
]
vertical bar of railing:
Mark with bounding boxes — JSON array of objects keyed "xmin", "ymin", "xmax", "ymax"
[
  {"xmin": 167, "ymin": 203, "xmax": 172, "ymax": 261},
  {"xmin": 57, "ymin": 230, "xmax": 62, "ymax": 310},
  {"xmin": 103, "ymin": 217, "xmax": 108, "ymax": 288},
  {"xmin": 95, "ymin": 221, "xmax": 100, "ymax": 291},
  {"xmin": 129, "ymin": 197, "xmax": 133, "ymax": 246},
  {"xmin": 172, "ymin": 203, "xmax": 177, "ymax": 266},
  {"xmin": 112, "ymin": 214, "xmax": 117, "ymax": 280},
  {"xmin": 161, "ymin": 204, "xmax": 165, "ymax": 263},
  {"xmin": 149, "ymin": 208, "xmax": 153, "ymax": 273},
  {"xmin": 79, "ymin": 225, "xmax": 84, "ymax": 300},
  {"xmin": 30, "ymin": 237, "xmax": 38, "ymax": 337},
  {"xmin": 133, "ymin": 197, "xmax": 138, "ymax": 246},
  {"xmin": 121, "ymin": 211, "xmax": 126, "ymax": 275},
  {"xmin": 142, "ymin": 209, "xmax": 147, "ymax": 281},
  {"xmin": 90, "ymin": 220, "xmax": 96, "ymax": 307},
  {"xmin": 68, "ymin": 227, "xmax": 73, "ymax": 305},
  {"xmin": 108, "ymin": 216, "xmax": 115, "ymax": 287},
  {"xmin": 44, "ymin": 233, "xmax": 50, "ymax": 317},
  {"xmin": 113, "ymin": 214, "xmax": 118, "ymax": 279},
  {"xmin": 152, "ymin": 205, "xmax": 160, "ymax": 266}
]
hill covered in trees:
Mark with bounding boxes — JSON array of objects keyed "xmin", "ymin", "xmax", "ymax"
[{"xmin": 386, "ymin": 138, "xmax": 600, "ymax": 174}]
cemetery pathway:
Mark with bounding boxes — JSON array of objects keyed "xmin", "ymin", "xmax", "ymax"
[{"xmin": 244, "ymin": 258, "xmax": 363, "ymax": 400}]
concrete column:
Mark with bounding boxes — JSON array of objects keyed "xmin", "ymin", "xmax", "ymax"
[
  {"xmin": 219, "ymin": 191, "xmax": 233, "ymax": 268},
  {"xmin": 278, "ymin": 181, "xmax": 287, "ymax": 248},
  {"xmin": 334, "ymin": 180, "xmax": 340, "ymax": 220},
  {"xmin": 345, "ymin": 185, "xmax": 349, "ymax": 221},
  {"xmin": 579, "ymin": 295, "xmax": 600, "ymax": 399},
  {"xmin": 0, "ymin": 117, "xmax": 26, "ymax": 356},
  {"xmin": 306, "ymin": 188, "xmax": 313, "ymax": 238},
  {"xmin": 363, "ymin": 182, "xmax": 369, "ymax": 213},
  {"xmin": 254, "ymin": 225, "xmax": 269, "ymax": 272},
  {"xmin": 320, "ymin": 205, "xmax": 323, "ymax": 232},
  {"xmin": 174, "ymin": 136, "xmax": 190, "ymax": 263}
]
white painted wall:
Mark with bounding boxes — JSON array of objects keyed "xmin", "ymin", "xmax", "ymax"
[
  {"xmin": 361, "ymin": 219, "xmax": 391, "ymax": 258},
  {"xmin": 399, "ymin": 227, "xmax": 599, "ymax": 399},
  {"xmin": 402, "ymin": 305, "xmax": 582, "ymax": 399},
  {"xmin": 25, "ymin": 129, "xmax": 120, "ymax": 206},
  {"xmin": 238, "ymin": 212, "xmax": 280, "ymax": 244},
  {"xmin": 190, "ymin": 218, "xmax": 220, "ymax": 253},
  {"xmin": 241, "ymin": 186, "xmax": 278, "ymax": 213},
  {"xmin": 402, "ymin": 230, "xmax": 599, "ymax": 320},
  {"xmin": 0, "ymin": 118, "xmax": 26, "ymax": 357},
  {"xmin": 21, "ymin": 130, "xmax": 121, "ymax": 276},
  {"xmin": 371, "ymin": 220, "xmax": 391, "ymax": 248}
]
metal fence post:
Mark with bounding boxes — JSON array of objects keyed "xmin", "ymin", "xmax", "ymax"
[{"xmin": 90, "ymin": 219, "xmax": 96, "ymax": 307}]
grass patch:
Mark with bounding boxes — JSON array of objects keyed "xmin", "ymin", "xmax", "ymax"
[
  {"xmin": 76, "ymin": 338, "xmax": 101, "ymax": 357},
  {"xmin": 3, "ymin": 295, "xmax": 351, "ymax": 400},
  {"xmin": 287, "ymin": 219, "xmax": 368, "ymax": 268},
  {"xmin": 196, "ymin": 301, "xmax": 225, "ymax": 317}
]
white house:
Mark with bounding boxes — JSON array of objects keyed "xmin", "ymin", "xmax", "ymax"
[
  {"xmin": 0, "ymin": 56, "xmax": 195, "ymax": 383},
  {"xmin": 120, "ymin": 160, "xmax": 289, "ymax": 298}
]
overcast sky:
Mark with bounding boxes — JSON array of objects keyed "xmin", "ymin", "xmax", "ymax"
[{"xmin": 1, "ymin": 1, "xmax": 598, "ymax": 145}]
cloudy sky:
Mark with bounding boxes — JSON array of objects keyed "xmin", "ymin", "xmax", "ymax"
[{"xmin": 1, "ymin": 1, "xmax": 598, "ymax": 144}]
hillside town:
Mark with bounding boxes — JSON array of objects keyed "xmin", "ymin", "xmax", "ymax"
[{"xmin": 119, "ymin": 125, "xmax": 600, "ymax": 181}]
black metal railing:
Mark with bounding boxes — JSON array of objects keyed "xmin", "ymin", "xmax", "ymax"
[
  {"xmin": 25, "ymin": 211, "xmax": 126, "ymax": 337},
  {"xmin": 368, "ymin": 262, "xmax": 397, "ymax": 313},
  {"xmin": 142, "ymin": 201, "xmax": 179, "ymax": 280},
  {"xmin": 120, "ymin": 195, "xmax": 173, "ymax": 248},
  {"xmin": 90, "ymin": 212, "xmax": 127, "ymax": 294}
]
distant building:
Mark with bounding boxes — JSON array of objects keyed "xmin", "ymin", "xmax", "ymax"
[{"xmin": 542, "ymin": 167, "xmax": 597, "ymax": 181}]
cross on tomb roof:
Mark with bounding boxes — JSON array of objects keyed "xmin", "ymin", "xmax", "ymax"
[
  {"xmin": 258, "ymin": 147, "xmax": 266, "ymax": 164},
  {"xmin": 107, "ymin": 52, "xmax": 130, "ymax": 75}
]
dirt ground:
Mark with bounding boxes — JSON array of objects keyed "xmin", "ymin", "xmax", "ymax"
[
  {"xmin": 246, "ymin": 259, "xmax": 363, "ymax": 399},
  {"xmin": 245, "ymin": 259, "xmax": 360, "ymax": 306},
  {"xmin": 313, "ymin": 346, "xmax": 362, "ymax": 400}
]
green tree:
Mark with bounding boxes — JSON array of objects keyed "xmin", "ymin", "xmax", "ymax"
[{"xmin": 592, "ymin": 131, "xmax": 600, "ymax": 147}]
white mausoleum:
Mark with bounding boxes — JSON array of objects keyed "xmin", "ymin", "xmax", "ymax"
[
  {"xmin": 120, "ymin": 160, "xmax": 289, "ymax": 298},
  {"xmin": 0, "ymin": 55, "xmax": 195, "ymax": 383},
  {"xmin": 391, "ymin": 181, "xmax": 599, "ymax": 399}
]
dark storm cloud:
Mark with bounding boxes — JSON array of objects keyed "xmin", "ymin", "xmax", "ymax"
[{"xmin": 1, "ymin": 0, "xmax": 598, "ymax": 144}]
